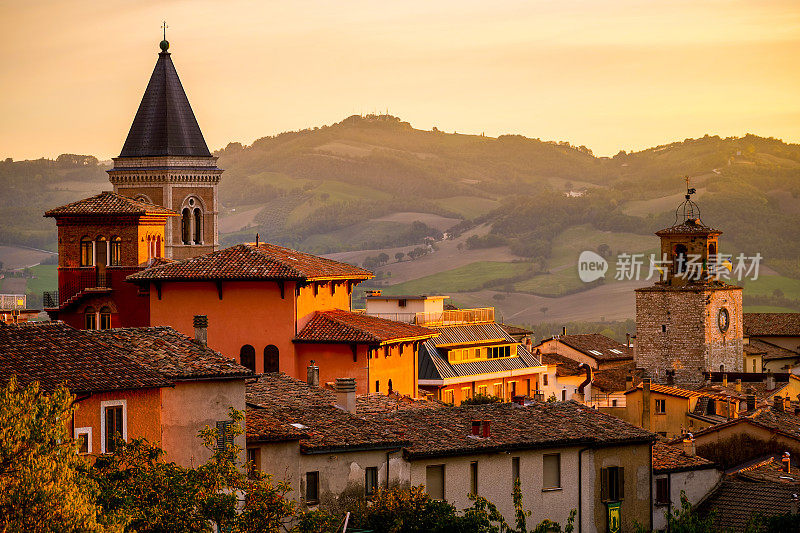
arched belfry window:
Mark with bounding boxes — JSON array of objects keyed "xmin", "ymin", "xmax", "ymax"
[
  {"xmin": 193, "ymin": 208, "xmax": 203, "ymax": 244},
  {"xmin": 240, "ymin": 345, "xmax": 256, "ymax": 372},
  {"xmin": 264, "ymin": 345, "xmax": 279, "ymax": 373},
  {"xmin": 674, "ymin": 244, "xmax": 688, "ymax": 274},
  {"xmin": 181, "ymin": 209, "xmax": 191, "ymax": 245}
]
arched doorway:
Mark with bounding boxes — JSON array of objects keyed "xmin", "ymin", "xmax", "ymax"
[
  {"xmin": 264, "ymin": 345, "xmax": 279, "ymax": 373},
  {"xmin": 240, "ymin": 345, "xmax": 256, "ymax": 372}
]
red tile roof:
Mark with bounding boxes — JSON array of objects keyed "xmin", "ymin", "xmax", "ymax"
[
  {"xmin": 626, "ymin": 383, "xmax": 730, "ymax": 400},
  {"xmin": 591, "ymin": 362, "xmax": 645, "ymax": 392},
  {"xmin": 541, "ymin": 352, "xmax": 584, "ymax": 377},
  {"xmin": 89, "ymin": 327, "xmax": 252, "ymax": 381},
  {"xmin": 655, "ymin": 218, "xmax": 721, "ymax": 236},
  {"xmin": 744, "ymin": 312, "xmax": 800, "ymax": 337},
  {"xmin": 127, "ymin": 243, "xmax": 373, "ymax": 282},
  {"xmin": 294, "ymin": 310, "xmax": 437, "ymax": 344},
  {"xmin": 548, "ymin": 333, "xmax": 633, "ymax": 362},
  {"xmin": 45, "ymin": 191, "xmax": 176, "ymax": 217},
  {"xmin": 0, "ymin": 321, "xmax": 251, "ymax": 394},
  {"xmin": 652, "ymin": 441, "xmax": 716, "ymax": 473}
]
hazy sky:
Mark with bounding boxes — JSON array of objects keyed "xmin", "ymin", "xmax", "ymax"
[{"xmin": 2, "ymin": 0, "xmax": 799, "ymax": 160}]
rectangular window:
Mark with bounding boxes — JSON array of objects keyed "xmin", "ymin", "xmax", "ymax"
[
  {"xmin": 474, "ymin": 348, "xmax": 481, "ymax": 359},
  {"xmin": 247, "ymin": 448, "xmax": 260, "ymax": 478},
  {"xmin": 509, "ymin": 381, "xmax": 517, "ymax": 398},
  {"xmin": 398, "ymin": 299, "xmax": 407, "ymax": 307},
  {"xmin": 104, "ymin": 406, "xmax": 123, "ymax": 453},
  {"xmin": 306, "ymin": 471, "xmax": 320, "ymax": 504},
  {"xmin": 80, "ymin": 240, "xmax": 93, "ymax": 267},
  {"xmin": 216, "ymin": 421, "xmax": 234, "ymax": 452},
  {"xmin": 110, "ymin": 239, "xmax": 122, "ymax": 266},
  {"xmin": 426, "ymin": 465, "xmax": 445, "ymax": 500},
  {"xmin": 543, "ymin": 374, "xmax": 549, "ymax": 386},
  {"xmin": 493, "ymin": 383, "xmax": 503, "ymax": 399},
  {"xmin": 543, "ymin": 453, "xmax": 561, "ymax": 490},
  {"xmin": 99, "ymin": 311, "xmax": 111, "ymax": 330},
  {"xmin": 601, "ymin": 466, "xmax": 625, "ymax": 502},
  {"xmin": 469, "ymin": 461, "xmax": 479, "ymax": 495},
  {"xmin": 505, "ymin": 346, "xmax": 511, "ymax": 357},
  {"xmin": 656, "ymin": 477, "xmax": 669, "ymax": 505},
  {"xmin": 365, "ymin": 466, "xmax": 379, "ymax": 497},
  {"xmin": 85, "ymin": 311, "xmax": 97, "ymax": 330},
  {"xmin": 512, "ymin": 457, "xmax": 521, "ymax": 488},
  {"xmin": 655, "ymin": 399, "xmax": 666, "ymax": 414},
  {"xmin": 442, "ymin": 389, "xmax": 454, "ymax": 405},
  {"xmin": 375, "ymin": 380, "xmax": 380, "ymax": 393},
  {"xmin": 75, "ymin": 427, "xmax": 91, "ymax": 454},
  {"xmin": 526, "ymin": 379, "xmax": 531, "ymax": 395},
  {"xmin": 461, "ymin": 386, "xmax": 472, "ymax": 401},
  {"xmin": 561, "ymin": 389, "xmax": 567, "ymax": 402},
  {"xmin": 478, "ymin": 385, "xmax": 488, "ymax": 396}
]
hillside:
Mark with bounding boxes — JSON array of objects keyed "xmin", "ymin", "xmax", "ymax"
[{"xmin": 2, "ymin": 116, "xmax": 800, "ymax": 323}]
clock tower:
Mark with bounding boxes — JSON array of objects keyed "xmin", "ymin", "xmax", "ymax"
[{"xmin": 634, "ymin": 182, "xmax": 743, "ymax": 384}]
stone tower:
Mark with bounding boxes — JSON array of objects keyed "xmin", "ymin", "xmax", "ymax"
[
  {"xmin": 107, "ymin": 39, "xmax": 222, "ymax": 260},
  {"xmin": 634, "ymin": 184, "xmax": 743, "ymax": 384}
]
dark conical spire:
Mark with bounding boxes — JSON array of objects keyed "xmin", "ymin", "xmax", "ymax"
[{"xmin": 118, "ymin": 44, "xmax": 211, "ymax": 158}]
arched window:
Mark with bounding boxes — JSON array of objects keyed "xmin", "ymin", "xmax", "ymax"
[
  {"xmin": 99, "ymin": 307, "xmax": 111, "ymax": 330},
  {"xmin": 181, "ymin": 209, "xmax": 191, "ymax": 245},
  {"xmin": 708, "ymin": 243, "xmax": 717, "ymax": 258},
  {"xmin": 240, "ymin": 345, "xmax": 256, "ymax": 372},
  {"xmin": 110, "ymin": 236, "xmax": 122, "ymax": 266},
  {"xmin": 674, "ymin": 244, "xmax": 688, "ymax": 275},
  {"xmin": 80, "ymin": 237, "xmax": 93, "ymax": 267},
  {"xmin": 264, "ymin": 345, "xmax": 279, "ymax": 373},
  {"xmin": 84, "ymin": 307, "xmax": 97, "ymax": 330},
  {"xmin": 193, "ymin": 208, "xmax": 203, "ymax": 244}
]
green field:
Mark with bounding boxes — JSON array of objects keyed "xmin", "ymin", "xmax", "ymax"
[
  {"xmin": 741, "ymin": 275, "xmax": 800, "ymax": 300},
  {"xmin": 547, "ymin": 225, "xmax": 658, "ymax": 268},
  {"xmin": 743, "ymin": 305, "xmax": 798, "ymax": 313},
  {"xmin": 513, "ymin": 269, "xmax": 585, "ymax": 297},
  {"xmin": 26, "ymin": 265, "xmax": 58, "ymax": 295},
  {"xmin": 383, "ymin": 261, "xmax": 532, "ymax": 294},
  {"xmin": 300, "ymin": 221, "xmax": 407, "ymax": 253},
  {"xmin": 433, "ymin": 196, "xmax": 498, "ymax": 218}
]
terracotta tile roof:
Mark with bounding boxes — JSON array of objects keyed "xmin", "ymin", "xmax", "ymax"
[
  {"xmin": 88, "ymin": 327, "xmax": 252, "ymax": 381},
  {"xmin": 541, "ymin": 352, "xmax": 584, "ymax": 377},
  {"xmin": 0, "ymin": 321, "xmax": 170, "ymax": 393},
  {"xmin": 696, "ymin": 457, "xmax": 800, "ymax": 531},
  {"xmin": 245, "ymin": 374, "xmax": 419, "ymax": 451},
  {"xmin": 652, "ymin": 441, "xmax": 716, "ymax": 473},
  {"xmin": 744, "ymin": 312, "xmax": 800, "ymax": 337},
  {"xmin": 127, "ymin": 243, "xmax": 373, "ymax": 282},
  {"xmin": 547, "ymin": 334, "xmax": 633, "ymax": 362},
  {"xmin": 499, "ymin": 324, "xmax": 533, "ymax": 337},
  {"xmin": 626, "ymin": 383, "xmax": 730, "ymax": 400},
  {"xmin": 45, "ymin": 191, "xmax": 176, "ymax": 217},
  {"xmin": 294, "ymin": 310, "xmax": 436, "ymax": 344},
  {"xmin": 686, "ymin": 407, "xmax": 800, "ymax": 443},
  {"xmin": 419, "ymin": 340, "xmax": 541, "ymax": 381},
  {"xmin": 591, "ymin": 363, "xmax": 645, "ymax": 392},
  {"xmin": 741, "ymin": 338, "xmax": 800, "ymax": 362},
  {"xmin": 372, "ymin": 401, "xmax": 655, "ymax": 459}
]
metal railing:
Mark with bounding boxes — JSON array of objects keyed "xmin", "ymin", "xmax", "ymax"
[
  {"xmin": 414, "ymin": 307, "xmax": 495, "ymax": 327},
  {"xmin": 52, "ymin": 267, "xmax": 112, "ymax": 307},
  {"xmin": 0, "ymin": 294, "xmax": 26, "ymax": 310}
]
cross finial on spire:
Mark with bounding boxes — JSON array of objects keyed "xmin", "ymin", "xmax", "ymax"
[
  {"xmin": 159, "ymin": 21, "xmax": 170, "ymax": 52},
  {"xmin": 162, "ymin": 21, "xmax": 168, "ymax": 41}
]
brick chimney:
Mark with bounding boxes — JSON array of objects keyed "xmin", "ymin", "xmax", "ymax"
[
  {"xmin": 774, "ymin": 395, "xmax": 786, "ymax": 413},
  {"xmin": 335, "ymin": 377, "xmax": 357, "ymax": 413},
  {"xmin": 682, "ymin": 434, "xmax": 696, "ymax": 457},
  {"xmin": 193, "ymin": 315, "xmax": 208, "ymax": 346},
  {"xmin": 746, "ymin": 394, "xmax": 756, "ymax": 412},
  {"xmin": 625, "ymin": 375, "xmax": 633, "ymax": 390},
  {"xmin": 642, "ymin": 378, "xmax": 652, "ymax": 431},
  {"xmin": 765, "ymin": 371, "xmax": 776, "ymax": 390},
  {"xmin": 307, "ymin": 360, "xmax": 319, "ymax": 387},
  {"xmin": 782, "ymin": 451, "xmax": 791, "ymax": 473}
]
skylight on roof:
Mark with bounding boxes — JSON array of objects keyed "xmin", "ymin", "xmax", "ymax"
[
  {"xmin": 609, "ymin": 349, "xmax": 622, "ymax": 354},
  {"xmin": 589, "ymin": 350, "xmax": 603, "ymax": 356},
  {"xmin": 290, "ymin": 422, "xmax": 308, "ymax": 430}
]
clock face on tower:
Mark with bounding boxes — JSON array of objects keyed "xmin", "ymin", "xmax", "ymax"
[{"xmin": 718, "ymin": 307, "xmax": 730, "ymax": 333}]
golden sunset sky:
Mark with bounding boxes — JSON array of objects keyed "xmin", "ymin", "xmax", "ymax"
[{"xmin": 1, "ymin": 0, "xmax": 799, "ymax": 160}]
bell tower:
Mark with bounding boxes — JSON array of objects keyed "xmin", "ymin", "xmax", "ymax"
[
  {"xmin": 107, "ymin": 38, "xmax": 222, "ymax": 260},
  {"xmin": 634, "ymin": 179, "xmax": 744, "ymax": 384}
]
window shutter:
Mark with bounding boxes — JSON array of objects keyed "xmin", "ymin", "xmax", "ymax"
[
  {"xmin": 600, "ymin": 468, "xmax": 608, "ymax": 501},
  {"xmin": 618, "ymin": 467, "xmax": 624, "ymax": 500}
]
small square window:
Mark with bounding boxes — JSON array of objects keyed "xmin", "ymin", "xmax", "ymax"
[
  {"xmin": 655, "ymin": 399, "xmax": 666, "ymax": 414},
  {"xmin": 75, "ymin": 427, "xmax": 92, "ymax": 454}
]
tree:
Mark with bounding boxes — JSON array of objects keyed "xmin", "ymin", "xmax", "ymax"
[
  {"xmin": 395, "ymin": 252, "xmax": 405, "ymax": 262},
  {"xmin": 0, "ymin": 378, "xmax": 106, "ymax": 532},
  {"xmin": 378, "ymin": 253, "xmax": 390, "ymax": 265},
  {"xmin": 539, "ymin": 307, "xmax": 549, "ymax": 316}
]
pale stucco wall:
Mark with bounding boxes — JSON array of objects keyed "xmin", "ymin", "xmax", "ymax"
[
  {"xmin": 652, "ymin": 467, "xmax": 721, "ymax": 531},
  {"xmin": 160, "ymin": 378, "xmax": 246, "ymax": 468}
]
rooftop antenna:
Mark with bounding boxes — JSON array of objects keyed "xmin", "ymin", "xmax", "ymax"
[{"xmin": 255, "ymin": 233, "xmax": 260, "ymax": 247}]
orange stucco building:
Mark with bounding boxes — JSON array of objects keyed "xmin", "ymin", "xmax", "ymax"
[{"xmin": 126, "ymin": 243, "xmax": 436, "ymax": 395}]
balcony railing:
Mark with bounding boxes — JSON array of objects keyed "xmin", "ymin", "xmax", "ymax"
[
  {"xmin": 414, "ymin": 307, "xmax": 495, "ymax": 327},
  {"xmin": 43, "ymin": 291, "xmax": 59, "ymax": 309},
  {"xmin": 0, "ymin": 294, "xmax": 26, "ymax": 310},
  {"xmin": 50, "ymin": 267, "xmax": 137, "ymax": 307}
]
